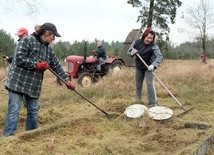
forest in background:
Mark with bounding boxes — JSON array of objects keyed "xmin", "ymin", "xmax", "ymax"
[{"xmin": 1, "ymin": 28, "xmax": 214, "ymax": 67}]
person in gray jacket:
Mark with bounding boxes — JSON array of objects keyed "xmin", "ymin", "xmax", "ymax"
[{"xmin": 127, "ymin": 28, "xmax": 163, "ymax": 108}]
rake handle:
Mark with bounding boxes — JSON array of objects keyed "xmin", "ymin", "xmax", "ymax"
[
  {"xmin": 48, "ymin": 68, "xmax": 110, "ymax": 117},
  {"xmin": 0, "ymin": 77, "xmax": 8, "ymax": 84},
  {"xmin": 136, "ymin": 53, "xmax": 186, "ymax": 111}
]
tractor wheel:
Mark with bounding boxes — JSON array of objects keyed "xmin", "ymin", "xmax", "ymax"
[
  {"xmin": 110, "ymin": 60, "xmax": 125, "ymax": 74},
  {"xmin": 78, "ymin": 72, "xmax": 94, "ymax": 87}
]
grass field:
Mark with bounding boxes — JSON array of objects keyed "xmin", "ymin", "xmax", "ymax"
[{"xmin": 0, "ymin": 59, "xmax": 213, "ymax": 155}]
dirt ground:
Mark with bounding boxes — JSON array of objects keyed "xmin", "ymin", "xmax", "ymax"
[{"xmin": 0, "ymin": 60, "xmax": 213, "ymax": 155}]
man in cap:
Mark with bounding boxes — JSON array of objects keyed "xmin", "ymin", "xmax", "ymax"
[
  {"xmin": 16, "ymin": 27, "xmax": 28, "ymax": 41},
  {"xmin": 3, "ymin": 27, "xmax": 28, "ymax": 63},
  {"xmin": 91, "ymin": 41, "xmax": 107, "ymax": 71},
  {"xmin": 3, "ymin": 22, "xmax": 75, "ymax": 137}
]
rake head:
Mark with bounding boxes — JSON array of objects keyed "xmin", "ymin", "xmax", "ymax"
[{"xmin": 176, "ymin": 106, "xmax": 195, "ymax": 117}]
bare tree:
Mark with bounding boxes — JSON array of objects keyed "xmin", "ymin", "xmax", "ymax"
[
  {"xmin": 1, "ymin": 0, "xmax": 43, "ymax": 15},
  {"xmin": 185, "ymin": 0, "xmax": 214, "ymax": 63}
]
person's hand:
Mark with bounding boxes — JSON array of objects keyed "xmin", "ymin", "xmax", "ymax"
[
  {"xmin": 148, "ymin": 65, "xmax": 154, "ymax": 71},
  {"xmin": 66, "ymin": 80, "xmax": 75, "ymax": 90},
  {"xmin": 36, "ymin": 61, "xmax": 49, "ymax": 70},
  {"xmin": 130, "ymin": 48, "xmax": 138, "ymax": 56},
  {"xmin": 91, "ymin": 50, "xmax": 97, "ymax": 56}
]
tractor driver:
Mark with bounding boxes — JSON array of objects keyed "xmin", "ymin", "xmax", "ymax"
[{"xmin": 92, "ymin": 41, "xmax": 107, "ymax": 71}]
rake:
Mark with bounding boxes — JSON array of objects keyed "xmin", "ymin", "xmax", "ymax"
[
  {"xmin": 48, "ymin": 68, "xmax": 120, "ymax": 120},
  {"xmin": 136, "ymin": 53, "xmax": 194, "ymax": 117}
]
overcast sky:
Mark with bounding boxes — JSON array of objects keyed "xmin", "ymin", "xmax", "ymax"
[{"xmin": 0, "ymin": 0, "xmax": 203, "ymax": 45}]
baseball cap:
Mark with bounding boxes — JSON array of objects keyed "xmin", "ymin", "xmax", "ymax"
[
  {"xmin": 15, "ymin": 28, "xmax": 28, "ymax": 36},
  {"xmin": 41, "ymin": 22, "xmax": 61, "ymax": 37}
]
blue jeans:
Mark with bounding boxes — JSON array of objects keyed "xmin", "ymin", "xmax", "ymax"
[
  {"xmin": 135, "ymin": 68, "xmax": 158, "ymax": 107},
  {"xmin": 3, "ymin": 91, "xmax": 39, "ymax": 137}
]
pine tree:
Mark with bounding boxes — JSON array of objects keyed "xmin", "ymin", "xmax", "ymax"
[{"xmin": 127, "ymin": 0, "xmax": 182, "ymax": 50}]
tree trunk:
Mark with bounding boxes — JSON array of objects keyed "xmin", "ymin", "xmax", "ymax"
[
  {"xmin": 147, "ymin": 0, "xmax": 154, "ymax": 28},
  {"xmin": 202, "ymin": 31, "xmax": 206, "ymax": 63}
]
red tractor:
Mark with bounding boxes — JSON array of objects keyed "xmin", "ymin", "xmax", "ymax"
[{"xmin": 65, "ymin": 44, "xmax": 125, "ymax": 87}]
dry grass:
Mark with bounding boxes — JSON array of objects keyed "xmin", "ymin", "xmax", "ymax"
[{"xmin": 0, "ymin": 60, "xmax": 214, "ymax": 155}]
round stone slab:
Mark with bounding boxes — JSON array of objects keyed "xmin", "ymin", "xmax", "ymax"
[
  {"xmin": 148, "ymin": 106, "xmax": 173, "ymax": 120},
  {"xmin": 124, "ymin": 104, "xmax": 148, "ymax": 118}
]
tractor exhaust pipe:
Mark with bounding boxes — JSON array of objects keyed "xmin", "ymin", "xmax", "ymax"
[{"xmin": 83, "ymin": 41, "xmax": 87, "ymax": 63}]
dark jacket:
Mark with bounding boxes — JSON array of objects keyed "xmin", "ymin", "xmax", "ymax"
[
  {"xmin": 127, "ymin": 39, "xmax": 163, "ymax": 71},
  {"xmin": 96, "ymin": 46, "xmax": 106, "ymax": 60}
]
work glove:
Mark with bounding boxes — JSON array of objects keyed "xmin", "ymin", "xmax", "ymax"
[
  {"xmin": 130, "ymin": 47, "xmax": 138, "ymax": 56},
  {"xmin": 36, "ymin": 61, "xmax": 49, "ymax": 70},
  {"xmin": 66, "ymin": 80, "xmax": 75, "ymax": 90},
  {"xmin": 147, "ymin": 65, "xmax": 154, "ymax": 71}
]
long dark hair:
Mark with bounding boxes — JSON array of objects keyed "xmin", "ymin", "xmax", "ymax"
[{"xmin": 141, "ymin": 28, "xmax": 156, "ymax": 43}]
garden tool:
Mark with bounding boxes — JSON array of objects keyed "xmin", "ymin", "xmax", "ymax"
[
  {"xmin": 136, "ymin": 52, "xmax": 194, "ymax": 117},
  {"xmin": 48, "ymin": 67, "xmax": 120, "ymax": 120}
]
